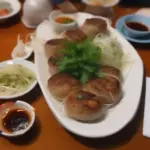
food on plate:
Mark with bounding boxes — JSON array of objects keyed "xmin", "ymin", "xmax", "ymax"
[
  {"xmin": 43, "ymin": 14, "xmax": 132, "ymax": 123},
  {"xmin": 48, "ymin": 73, "xmax": 82, "ymax": 101},
  {"xmin": 55, "ymin": 39, "xmax": 101, "ymax": 84},
  {"xmin": 93, "ymin": 33, "xmax": 124, "ymax": 70},
  {"xmin": 100, "ymin": 66, "xmax": 122, "ymax": 82},
  {"xmin": 0, "ymin": 64, "xmax": 36, "ymax": 96},
  {"xmin": 55, "ymin": 16, "xmax": 75, "ymax": 24},
  {"xmin": 48, "ymin": 53, "xmax": 63, "ymax": 75},
  {"xmin": 81, "ymin": 18, "xmax": 108, "ymax": 38},
  {"xmin": 63, "ymin": 29, "xmax": 87, "ymax": 42},
  {"xmin": 44, "ymin": 38, "xmax": 67, "ymax": 59},
  {"xmin": 84, "ymin": 77, "xmax": 122, "ymax": 104},
  {"xmin": 84, "ymin": 66, "xmax": 122, "ymax": 104},
  {"xmin": 64, "ymin": 90, "xmax": 105, "ymax": 122}
]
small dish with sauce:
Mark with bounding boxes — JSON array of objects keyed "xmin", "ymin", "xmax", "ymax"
[
  {"xmin": 124, "ymin": 14, "xmax": 150, "ymax": 38},
  {"xmin": 0, "ymin": 100, "xmax": 35, "ymax": 137},
  {"xmin": 49, "ymin": 10, "xmax": 78, "ymax": 33}
]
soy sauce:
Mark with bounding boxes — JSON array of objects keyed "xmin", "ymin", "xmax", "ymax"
[
  {"xmin": 2, "ymin": 108, "xmax": 31, "ymax": 133},
  {"xmin": 126, "ymin": 22, "xmax": 149, "ymax": 31}
]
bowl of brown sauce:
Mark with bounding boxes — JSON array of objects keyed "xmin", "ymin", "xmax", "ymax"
[
  {"xmin": 124, "ymin": 14, "xmax": 150, "ymax": 38},
  {"xmin": 0, "ymin": 100, "xmax": 35, "ymax": 137}
]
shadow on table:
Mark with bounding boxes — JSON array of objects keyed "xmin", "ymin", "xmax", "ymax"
[
  {"xmin": 119, "ymin": 1, "xmax": 150, "ymax": 7},
  {"xmin": 0, "ymin": 84, "xmax": 42, "ymax": 105},
  {"xmin": 17, "ymin": 84, "xmax": 42, "ymax": 105},
  {"xmin": 130, "ymin": 42, "xmax": 150, "ymax": 49},
  {"xmin": 0, "ymin": 13, "xmax": 21, "ymax": 28},
  {"xmin": 27, "ymin": 52, "xmax": 34, "ymax": 62},
  {"xmin": 68, "ymin": 68, "xmax": 146, "ymax": 149},
  {"xmin": 7, "ymin": 117, "xmax": 41, "ymax": 145}
]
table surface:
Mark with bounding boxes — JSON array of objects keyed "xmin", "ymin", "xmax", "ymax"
[{"xmin": 0, "ymin": 3, "xmax": 150, "ymax": 150}]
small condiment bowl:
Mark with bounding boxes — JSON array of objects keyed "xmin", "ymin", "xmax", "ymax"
[
  {"xmin": 0, "ymin": 0, "xmax": 21, "ymax": 23},
  {"xmin": 124, "ymin": 14, "xmax": 150, "ymax": 38},
  {"xmin": 49, "ymin": 10, "xmax": 78, "ymax": 34},
  {"xmin": 0, "ymin": 100, "xmax": 35, "ymax": 137}
]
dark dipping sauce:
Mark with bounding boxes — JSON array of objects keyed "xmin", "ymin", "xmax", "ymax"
[
  {"xmin": 126, "ymin": 22, "xmax": 149, "ymax": 32},
  {"xmin": 2, "ymin": 108, "xmax": 31, "ymax": 133}
]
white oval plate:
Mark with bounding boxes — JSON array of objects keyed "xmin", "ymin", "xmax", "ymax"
[
  {"xmin": 34, "ymin": 12, "xmax": 143, "ymax": 138},
  {"xmin": 0, "ymin": 59, "xmax": 37, "ymax": 99}
]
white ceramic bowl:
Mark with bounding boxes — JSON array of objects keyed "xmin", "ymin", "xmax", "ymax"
[
  {"xmin": 0, "ymin": 59, "xmax": 37, "ymax": 99},
  {"xmin": 82, "ymin": 0, "xmax": 120, "ymax": 7},
  {"xmin": 0, "ymin": 0, "xmax": 21, "ymax": 23},
  {"xmin": 0, "ymin": 100, "xmax": 35, "ymax": 137},
  {"xmin": 49, "ymin": 10, "xmax": 78, "ymax": 33}
]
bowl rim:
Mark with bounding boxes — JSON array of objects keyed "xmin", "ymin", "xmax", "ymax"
[
  {"xmin": 124, "ymin": 14, "xmax": 150, "ymax": 34},
  {"xmin": 82, "ymin": 0, "xmax": 120, "ymax": 7},
  {"xmin": 0, "ymin": 0, "xmax": 21, "ymax": 19},
  {"xmin": 0, "ymin": 100, "xmax": 35, "ymax": 137}
]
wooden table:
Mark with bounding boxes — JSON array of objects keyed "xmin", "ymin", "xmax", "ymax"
[{"xmin": 0, "ymin": 4, "xmax": 150, "ymax": 150}]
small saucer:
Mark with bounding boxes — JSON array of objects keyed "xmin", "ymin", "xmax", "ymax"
[
  {"xmin": 0, "ymin": 101, "xmax": 35, "ymax": 137},
  {"xmin": 115, "ymin": 15, "xmax": 150, "ymax": 44},
  {"xmin": 11, "ymin": 45, "xmax": 33, "ymax": 60}
]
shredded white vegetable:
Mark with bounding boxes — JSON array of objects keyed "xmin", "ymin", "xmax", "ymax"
[
  {"xmin": 0, "ymin": 64, "xmax": 36, "ymax": 96},
  {"xmin": 93, "ymin": 33, "xmax": 133, "ymax": 71}
]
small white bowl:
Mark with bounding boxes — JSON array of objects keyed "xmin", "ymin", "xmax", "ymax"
[
  {"xmin": 0, "ymin": 59, "xmax": 37, "ymax": 99},
  {"xmin": 0, "ymin": 0, "xmax": 21, "ymax": 23},
  {"xmin": 0, "ymin": 100, "xmax": 35, "ymax": 137},
  {"xmin": 49, "ymin": 10, "xmax": 78, "ymax": 33},
  {"xmin": 82, "ymin": 0, "xmax": 120, "ymax": 7}
]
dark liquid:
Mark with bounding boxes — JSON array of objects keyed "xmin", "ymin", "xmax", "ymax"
[
  {"xmin": 2, "ymin": 109, "xmax": 30, "ymax": 133},
  {"xmin": 126, "ymin": 22, "xmax": 149, "ymax": 31}
]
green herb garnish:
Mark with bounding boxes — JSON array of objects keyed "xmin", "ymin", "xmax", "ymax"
[
  {"xmin": 56, "ymin": 39, "xmax": 101, "ymax": 84},
  {"xmin": 64, "ymin": 19, "xmax": 74, "ymax": 24}
]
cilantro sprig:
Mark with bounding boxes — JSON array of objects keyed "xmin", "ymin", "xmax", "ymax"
[{"xmin": 56, "ymin": 39, "xmax": 101, "ymax": 84}]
